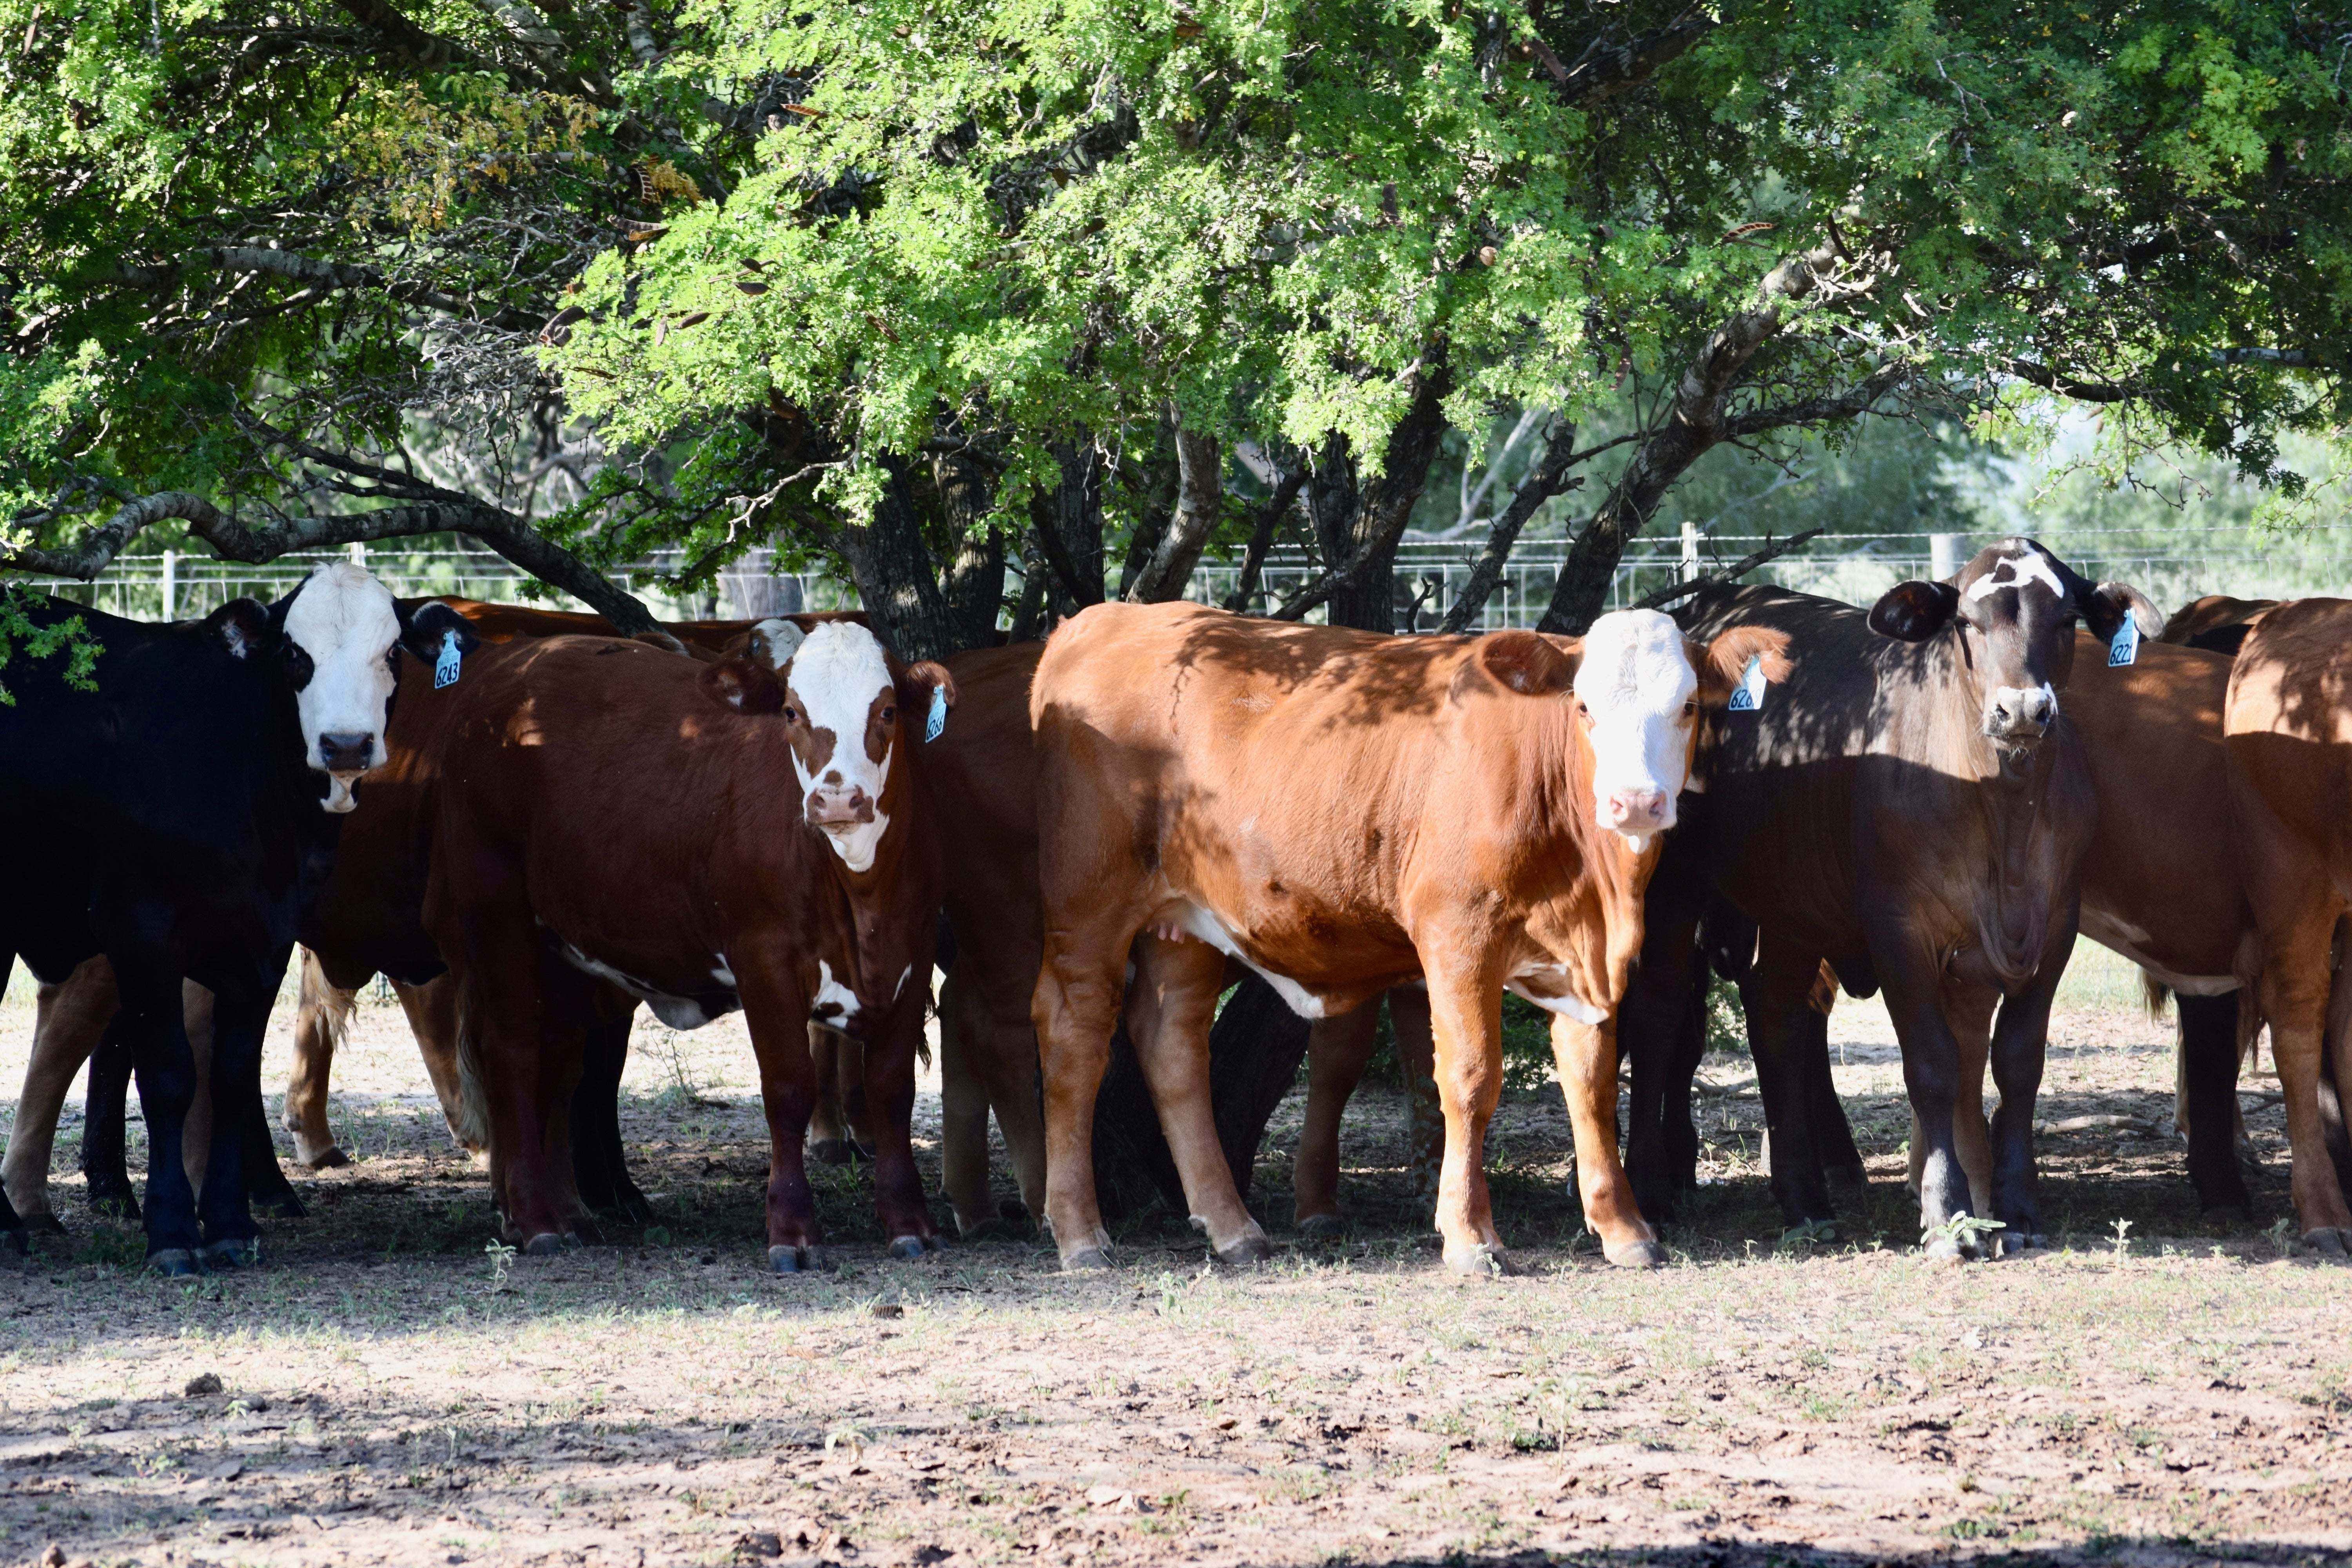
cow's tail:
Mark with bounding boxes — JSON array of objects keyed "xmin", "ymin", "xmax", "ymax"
[
  {"xmin": 2139, "ymin": 969, "xmax": 2172, "ymax": 1020},
  {"xmin": 1806, "ymin": 961, "xmax": 1839, "ymax": 1018},
  {"xmin": 453, "ymin": 1018, "xmax": 493, "ymax": 1159}
]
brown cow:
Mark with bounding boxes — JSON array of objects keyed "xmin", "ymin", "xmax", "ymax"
[
  {"xmin": 1026, "ymin": 601, "xmax": 1781, "ymax": 1274},
  {"xmin": 413, "ymin": 626, "xmax": 953, "ymax": 1261},
  {"xmin": 2222, "ymin": 597, "xmax": 2352, "ymax": 1252}
]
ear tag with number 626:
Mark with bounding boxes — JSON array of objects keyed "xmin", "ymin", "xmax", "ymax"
[
  {"xmin": 435, "ymin": 629, "xmax": 463, "ymax": 690},
  {"xmin": 1726, "ymin": 653, "xmax": 1767, "ymax": 713},
  {"xmin": 2107, "ymin": 614, "xmax": 2140, "ymax": 668},
  {"xmin": 924, "ymin": 683, "xmax": 948, "ymax": 742}
]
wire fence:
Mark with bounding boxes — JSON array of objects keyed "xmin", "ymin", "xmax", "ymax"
[{"xmin": 15, "ymin": 526, "xmax": 2350, "ymax": 630}]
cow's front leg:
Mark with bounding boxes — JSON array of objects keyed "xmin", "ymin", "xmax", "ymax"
[
  {"xmin": 2177, "ymin": 992, "xmax": 2254, "ymax": 1218},
  {"xmin": 114, "ymin": 964, "xmax": 201, "ymax": 1272},
  {"xmin": 1033, "ymin": 911, "xmax": 1143, "ymax": 1270},
  {"xmin": 283, "ymin": 951, "xmax": 355, "ymax": 1168},
  {"xmin": 1552, "ymin": 1009, "xmax": 1664, "ymax": 1267},
  {"xmin": 1418, "ymin": 962, "xmax": 1511, "ymax": 1274},
  {"xmin": 1127, "ymin": 934, "xmax": 1269, "ymax": 1265},
  {"xmin": 736, "ymin": 962, "xmax": 824, "ymax": 1270},
  {"xmin": 1872, "ymin": 938, "xmax": 1985, "ymax": 1259},
  {"xmin": 192, "ymin": 972, "xmax": 282, "ymax": 1269},
  {"xmin": 860, "ymin": 977, "xmax": 941, "ymax": 1261},
  {"xmin": 1985, "ymin": 946, "xmax": 2067, "ymax": 1254}
]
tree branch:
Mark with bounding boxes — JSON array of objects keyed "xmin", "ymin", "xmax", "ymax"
[
  {"xmin": 1437, "ymin": 417, "xmax": 1583, "ymax": 634},
  {"xmin": 1630, "ymin": 528, "xmax": 1824, "ymax": 611},
  {"xmin": 114, "ymin": 247, "xmax": 546, "ymax": 333},
  {"xmin": 1123, "ymin": 420, "xmax": 1222, "ymax": 604},
  {"xmin": 1220, "ymin": 466, "xmax": 1307, "ymax": 613},
  {"xmin": 2, "ymin": 491, "xmax": 659, "ymax": 634},
  {"xmin": 1539, "ymin": 17, "xmax": 1715, "ymax": 105}
]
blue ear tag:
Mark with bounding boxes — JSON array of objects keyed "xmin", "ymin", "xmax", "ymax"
[
  {"xmin": 924, "ymin": 683, "xmax": 948, "ymax": 742},
  {"xmin": 2107, "ymin": 613, "xmax": 2140, "ymax": 668},
  {"xmin": 434, "ymin": 629, "xmax": 463, "ymax": 690},
  {"xmin": 1726, "ymin": 654, "xmax": 1766, "ymax": 713}
]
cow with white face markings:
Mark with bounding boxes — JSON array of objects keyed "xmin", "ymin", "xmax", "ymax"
[
  {"xmin": 0, "ymin": 565, "xmax": 465, "ymax": 1269},
  {"xmin": 1023, "ymin": 599, "xmax": 1788, "ymax": 1276},
  {"xmin": 387, "ymin": 622, "xmax": 955, "ymax": 1269},
  {"xmin": 1617, "ymin": 538, "xmax": 2164, "ymax": 1261}
]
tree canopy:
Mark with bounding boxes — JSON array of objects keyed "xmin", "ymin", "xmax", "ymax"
[{"xmin": 2, "ymin": 0, "xmax": 2345, "ymax": 652}]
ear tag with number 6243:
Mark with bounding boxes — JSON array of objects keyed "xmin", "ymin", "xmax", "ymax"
[
  {"xmin": 1726, "ymin": 653, "xmax": 1767, "ymax": 713},
  {"xmin": 2107, "ymin": 613, "xmax": 2140, "ymax": 668},
  {"xmin": 435, "ymin": 629, "xmax": 463, "ymax": 690},
  {"xmin": 924, "ymin": 683, "xmax": 948, "ymax": 742}
]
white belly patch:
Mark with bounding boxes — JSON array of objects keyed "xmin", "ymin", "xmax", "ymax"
[
  {"xmin": 2080, "ymin": 910, "xmax": 2239, "ymax": 997},
  {"xmin": 559, "ymin": 943, "xmax": 733, "ymax": 1030},
  {"xmin": 1169, "ymin": 903, "xmax": 1327, "ymax": 1020},
  {"xmin": 1505, "ymin": 962, "xmax": 1606, "ymax": 1025}
]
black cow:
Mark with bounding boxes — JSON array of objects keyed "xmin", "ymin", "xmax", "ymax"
[
  {"xmin": 0, "ymin": 564, "xmax": 468, "ymax": 1270},
  {"xmin": 1620, "ymin": 540, "xmax": 2159, "ymax": 1259}
]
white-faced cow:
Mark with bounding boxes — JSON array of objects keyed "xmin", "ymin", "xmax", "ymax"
[
  {"xmin": 1025, "ymin": 601, "xmax": 1784, "ymax": 1275},
  {"xmin": 0, "ymin": 563, "xmax": 468, "ymax": 1270}
]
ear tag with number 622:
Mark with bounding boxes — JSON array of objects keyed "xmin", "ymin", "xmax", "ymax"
[
  {"xmin": 1726, "ymin": 653, "xmax": 1767, "ymax": 713},
  {"xmin": 2107, "ymin": 614, "xmax": 2140, "ymax": 668},
  {"xmin": 924, "ymin": 683, "xmax": 948, "ymax": 742},
  {"xmin": 434, "ymin": 629, "xmax": 463, "ymax": 690}
]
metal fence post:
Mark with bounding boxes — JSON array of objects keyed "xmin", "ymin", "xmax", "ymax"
[
  {"xmin": 348, "ymin": 542, "xmax": 366, "ymax": 568},
  {"xmin": 160, "ymin": 550, "xmax": 176, "ymax": 621},
  {"xmin": 1929, "ymin": 532, "xmax": 1966, "ymax": 582}
]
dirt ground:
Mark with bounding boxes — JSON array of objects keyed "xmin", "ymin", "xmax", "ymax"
[{"xmin": 3, "ymin": 963, "xmax": 2349, "ymax": 1568}]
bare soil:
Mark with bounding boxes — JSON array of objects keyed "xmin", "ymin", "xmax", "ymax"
[{"xmin": 4, "ymin": 971, "xmax": 2349, "ymax": 1568}]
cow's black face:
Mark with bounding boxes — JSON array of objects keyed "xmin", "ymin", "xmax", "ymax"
[{"xmin": 1868, "ymin": 538, "xmax": 2159, "ymax": 748}]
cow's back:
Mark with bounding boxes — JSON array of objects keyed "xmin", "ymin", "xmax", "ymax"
[{"xmin": 2226, "ymin": 597, "xmax": 2352, "ymax": 869}]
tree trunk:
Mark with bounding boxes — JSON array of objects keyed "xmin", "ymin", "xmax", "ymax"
[
  {"xmin": 934, "ymin": 447, "xmax": 1005, "ymax": 650},
  {"xmin": 1123, "ymin": 419, "xmax": 1223, "ymax": 604},
  {"xmin": 1029, "ymin": 437, "xmax": 1107, "ymax": 615},
  {"xmin": 831, "ymin": 454, "xmax": 960, "ymax": 662},
  {"xmin": 1324, "ymin": 365, "xmax": 1452, "ymax": 633}
]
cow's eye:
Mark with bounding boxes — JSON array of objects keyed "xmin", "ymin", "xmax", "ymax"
[
  {"xmin": 880, "ymin": 705, "xmax": 895, "ymax": 724},
  {"xmin": 782, "ymin": 706, "xmax": 799, "ymax": 724},
  {"xmin": 1682, "ymin": 699, "xmax": 1697, "ymax": 717}
]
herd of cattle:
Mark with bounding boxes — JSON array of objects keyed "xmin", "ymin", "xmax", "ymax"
[{"xmin": 1, "ymin": 537, "xmax": 2349, "ymax": 1278}]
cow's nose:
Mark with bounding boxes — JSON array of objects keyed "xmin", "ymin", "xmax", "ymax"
[
  {"xmin": 318, "ymin": 731, "xmax": 374, "ymax": 772},
  {"xmin": 807, "ymin": 785, "xmax": 873, "ymax": 828},
  {"xmin": 1985, "ymin": 685, "xmax": 2055, "ymax": 739},
  {"xmin": 1606, "ymin": 787, "xmax": 1668, "ymax": 829}
]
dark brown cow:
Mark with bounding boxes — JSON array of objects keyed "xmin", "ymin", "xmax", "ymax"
[
  {"xmin": 1026, "ymin": 601, "xmax": 1782, "ymax": 1273},
  {"xmin": 2223, "ymin": 597, "xmax": 2352, "ymax": 1252},
  {"xmin": 412, "ymin": 627, "xmax": 952, "ymax": 1262},
  {"xmin": 2162, "ymin": 594, "xmax": 2279, "ymax": 657},
  {"xmin": 1619, "ymin": 541, "xmax": 2159, "ymax": 1259}
]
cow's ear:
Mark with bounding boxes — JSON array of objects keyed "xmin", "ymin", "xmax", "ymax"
[
  {"xmin": 2077, "ymin": 581, "xmax": 2165, "ymax": 647},
  {"xmin": 396, "ymin": 601, "xmax": 480, "ymax": 665},
  {"xmin": 748, "ymin": 618, "xmax": 808, "ymax": 671},
  {"xmin": 701, "ymin": 656, "xmax": 786, "ymax": 715},
  {"xmin": 1477, "ymin": 630, "xmax": 1577, "ymax": 697},
  {"xmin": 1695, "ymin": 626, "xmax": 1793, "ymax": 706},
  {"xmin": 205, "ymin": 599, "xmax": 276, "ymax": 661},
  {"xmin": 1867, "ymin": 580, "xmax": 1960, "ymax": 642},
  {"xmin": 897, "ymin": 660, "xmax": 958, "ymax": 723}
]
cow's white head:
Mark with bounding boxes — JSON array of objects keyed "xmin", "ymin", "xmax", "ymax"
[
  {"xmin": 214, "ymin": 564, "xmax": 475, "ymax": 812},
  {"xmin": 749, "ymin": 621, "xmax": 955, "ymax": 872},
  {"xmin": 1478, "ymin": 610, "xmax": 1792, "ymax": 853}
]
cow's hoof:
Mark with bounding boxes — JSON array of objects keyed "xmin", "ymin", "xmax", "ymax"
[
  {"xmin": 810, "ymin": 1138, "xmax": 854, "ymax": 1167},
  {"xmin": 149, "ymin": 1249, "xmax": 201, "ymax": 1278},
  {"xmin": 200, "ymin": 1238, "xmax": 259, "ymax": 1270},
  {"xmin": 767, "ymin": 1244, "xmax": 828, "ymax": 1274},
  {"xmin": 258, "ymin": 1193, "xmax": 307, "ymax": 1220},
  {"xmin": 1060, "ymin": 1246, "xmax": 1115, "ymax": 1272},
  {"xmin": 2304, "ymin": 1227, "xmax": 2352, "ymax": 1258},
  {"xmin": 523, "ymin": 1231, "xmax": 572, "ymax": 1258},
  {"xmin": 299, "ymin": 1148, "xmax": 352, "ymax": 1171},
  {"xmin": 1605, "ymin": 1238, "xmax": 1668, "ymax": 1269},
  {"xmin": 1443, "ymin": 1241, "xmax": 1510, "ymax": 1277},
  {"xmin": 1923, "ymin": 1235, "xmax": 1968, "ymax": 1264},
  {"xmin": 887, "ymin": 1234, "xmax": 938, "ymax": 1261},
  {"xmin": 22, "ymin": 1213, "xmax": 65, "ymax": 1237},
  {"xmin": 1215, "ymin": 1232, "xmax": 1276, "ymax": 1268},
  {"xmin": 1296, "ymin": 1214, "xmax": 1348, "ymax": 1242}
]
